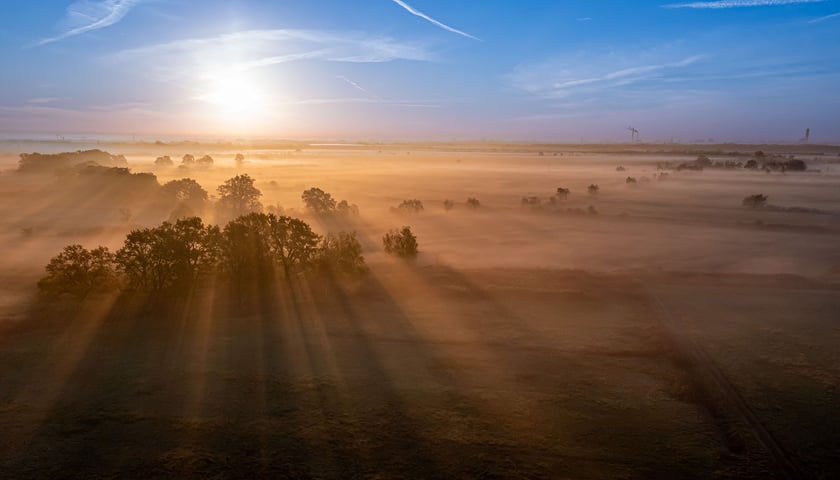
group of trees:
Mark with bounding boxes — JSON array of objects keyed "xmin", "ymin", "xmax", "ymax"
[
  {"xmin": 38, "ymin": 214, "xmax": 372, "ymax": 300},
  {"xmin": 301, "ymin": 188, "xmax": 359, "ymax": 217}
]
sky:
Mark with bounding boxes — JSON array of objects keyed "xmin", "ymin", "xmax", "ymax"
[{"xmin": 1, "ymin": 0, "xmax": 839, "ymax": 142}]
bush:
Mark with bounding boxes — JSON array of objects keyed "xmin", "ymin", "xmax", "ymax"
[
  {"xmin": 465, "ymin": 197, "xmax": 481, "ymax": 209},
  {"xmin": 626, "ymin": 177, "xmax": 637, "ymax": 184},
  {"xmin": 555, "ymin": 188, "xmax": 570, "ymax": 200},
  {"xmin": 443, "ymin": 199, "xmax": 455, "ymax": 211},
  {"xmin": 742, "ymin": 194, "xmax": 768, "ymax": 208},
  {"xmin": 383, "ymin": 226, "xmax": 418, "ymax": 258},
  {"xmin": 392, "ymin": 199, "xmax": 424, "ymax": 214},
  {"xmin": 587, "ymin": 184, "xmax": 599, "ymax": 194}
]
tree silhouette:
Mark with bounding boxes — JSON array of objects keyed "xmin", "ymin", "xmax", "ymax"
[
  {"xmin": 235, "ymin": 153, "xmax": 245, "ymax": 167},
  {"xmin": 587, "ymin": 184, "xmax": 599, "ymax": 194},
  {"xmin": 302, "ymin": 187, "xmax": 337, "ymax": 214},
  {"xmin": 217, "ymin": 174, "xmax": 263, "ymax": 219},
  {"xmin": 182, "ymin": 154, "xmax": 195, "ymax": 165},
  {"xmin": 443, "ymin": 199, "xmax": 455, "ymax": 211},
  {"xmin": 162, "ymin": 178, "xmax": 208, "ymax": 213},
  {"xmin": 38, "ymin": 245, "xmax": 116, "ymax": 299},
  {"xmin": 392, "ymin": 199, "xmax": 424, "ymax": 214},
  {"xmin": 742, "ymin": 194, "xmax": 768, "ymax": 208},
  {"xmin": 465, "ymin": 197, "xmax": 481, "ymax": 209},
  {"xmin": 319, "ymin": 231, "xmax": 366, "ymax": 275},
  {"xmin": 197, "ymin": 155, "xmax": 214, "ymax": 166},
  {"xmin": 555, "ymin": 188, "xmax": 570, "ymax": 200},
  {"xmin": 383, "ymin": 226, "xmax": 418, "ymax": 258},
  {"xmin": 266, "ymin": 214, "xmax": 321, "ymax": 277},
  {"xmin": 155, "ymin": 155, "xmax": 174, "ymax": 166}
]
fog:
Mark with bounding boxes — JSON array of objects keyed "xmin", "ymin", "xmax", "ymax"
[{"xmin": 1, "ymin": 142, "xmax": 839, "ymax": 478}]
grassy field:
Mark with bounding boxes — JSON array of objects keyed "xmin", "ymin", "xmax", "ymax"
[{"xmin": 1, "ymin": 144, "xmax": 839, "ymax": 478}]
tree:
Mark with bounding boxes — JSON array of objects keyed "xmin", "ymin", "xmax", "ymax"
[
  {"xmin": 217, "ymin": 174, "xmax": 263, "ymax": 219},
  {"xmin": 742, "ymin": 194, "xmax": 768, "ymax": 208},
  {"xmin": 383, "ymin": 226, "xmax": 418, "ymax": 258},
  {"xmin": 443, "ymin": 199, "xmax": 455, "ymax": 211},
  {"xmin": 182, "ymin": 154, "xmax": 195, "ymax": 165},
  {"xmin": 555, "ymin": 188, "xmax": 570, "ymax": 200},
  {"xmin": 38, "ymin": 245, "xmax": 116, "ymax": 299},
  {"xmin": 197, "ymin": 155, "xmax": 214, "ymax": 166},
  {"xmin": 587, "ymin": 184, "xmax": 599, "ymax": 194},
  {"xmin": 626, "ymin": 177, "xmax": 637, "ymax": 184},
  {"xmin": 319, "ymin": 232, "xmax": 366, "ymax": 275},
  {"xmin": 336, "ymin": 200, "xmax": 360, "ymax": 216},
  {"xmin": 465, "ymin": 197, "xmax": 481, "ymax": 209},
  {"xmin": 302, "ymin": 187, "xmax": 337, "ymax": 214},
  {"xmin": 392, "ymin": 199, "xmax": 424, "ymax": 214},
  {"xmin": 235, "ymin": 153, "xmax": 245, "ymax": 167},
  {"xmin": 114, "ymin": 218, "xmax": 219, "ymax": 291},
  {"xmin": 162, "ymin": 178, "xmax": 209, "ymax": 213},
  {"xmin": 155, "ymin": 155, "xmax": 174, "ymax": 166},
  {"xmin": 266, "ymin": 215, "xmax": 321, "ymax": 276},
  {"xmin": 219, "ymin": 213, "xmax": 273, "ymax": 286}
]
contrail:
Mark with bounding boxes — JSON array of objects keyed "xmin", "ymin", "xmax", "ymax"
[
  {"xmin": 337, "ymin": 75, "xmax": 382, "ymax": 100},
  {"xmin": 809, "ymin": 11, "xmax": 840, "ymax": 22},
  {"xmin": 663, "ymin": 0, "xmax": 825, "ymax": 8},
  {"xmin": 35, "ymin": 0, "xmax": 141, "ymax": 46},
  {"xmin": 390, "ymin": 0, "xmax": 480, "ymax": 41}
]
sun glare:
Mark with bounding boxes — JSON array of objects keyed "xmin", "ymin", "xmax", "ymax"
[{"xmin": 198, "ymin": 72, "xmax": 272, "ymax": 123}]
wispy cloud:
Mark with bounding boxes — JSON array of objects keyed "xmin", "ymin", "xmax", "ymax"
[
  {"xmin": 663, "ymin": 0, "xmax": 825, "ymax": 8},
  {"xmin": 35, "ymin": 0, "xmax": 140, "ymax": 46},
  {"xmin": 513, "ymin": 54, "xmax": 708, "ymax": 99},
  {"xmin": 809, "ymin": 11, "xmax": 840, "ymax": 22},
  {"xmin": 337, "ymin": 76, "xmax": 382, "ymax": 100},
  {"xmin": 110, "ymin": 29, "xmax": 432, "ymax": 70},
  {"xmin": 390, "ymin": 0, "xmax": 480, "ymax": 41}
]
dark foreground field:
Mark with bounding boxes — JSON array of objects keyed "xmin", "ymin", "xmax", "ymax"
[{"xmin": 2, "ymin": 264, "xmax": 838, "ymax": 479}]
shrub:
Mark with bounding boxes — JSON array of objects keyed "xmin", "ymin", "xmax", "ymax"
[
  {"xmin": 443, "ymin": 199, "xmax": 455, "ymax": 211},
  {"xmin": 587, "ymin": 184, "xmax": 599, "ymax": 194},
  {"xmin": 392, "ymin": 199, "xmax": 424, "ymax": 214},
  {"xmin": 626, "ymin": 177, "xmax": 637, "ymax": 184},
  {"xmin": 742, "ymin": 194, "xmax": 768, "ymax": 208},
  {"xmin": 383, "ymin": 226, "xmax": 418, "ymax": 258},
  {"xmin": 465, "ymin": 197, "xmax": 481, "ymax": 209},
  {"xmin": 555, "ymin": 188, "xmax": 570, "ymax": 200}
]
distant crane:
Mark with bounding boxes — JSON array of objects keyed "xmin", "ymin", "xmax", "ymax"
[{"xmin": 627, "ymin": 126, "xmax": 639, "ymax": 143}]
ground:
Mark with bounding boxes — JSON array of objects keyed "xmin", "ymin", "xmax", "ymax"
[{"xmin": 0, "ymin": 143, "xmax": 838, "ymax": 478}]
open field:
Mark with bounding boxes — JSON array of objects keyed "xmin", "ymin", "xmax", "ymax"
[{"xmin": 1, "ymin": 144, "xmax": 839, "ymax": 478}]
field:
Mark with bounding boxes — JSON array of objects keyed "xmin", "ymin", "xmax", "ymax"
[{"xmin": 1, "ymin": 143, "xmax": 839, "ymax": 478}]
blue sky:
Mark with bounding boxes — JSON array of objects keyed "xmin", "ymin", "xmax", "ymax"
[{"xmin": 1, "ymin": 0, "xmax": 839, "ymax": 142}]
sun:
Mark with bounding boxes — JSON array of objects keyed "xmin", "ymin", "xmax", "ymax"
[{"xmin": 198, "ymin": 71, "xmax": 272, "ymax": 120}]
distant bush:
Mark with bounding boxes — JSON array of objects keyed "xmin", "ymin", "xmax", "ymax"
[
  {"xmin": 587, "ymin": 184, "xmax": 599, "ymax": 194},
  {"xmin": 182, "ymin": 154, "xmax": 195, "ymax": 165},
  {"xmin": 555, "ymin": 188, "xmax": 570, "ymax": 200},
  {"xmin": 383, "ymin": 226, "xmax": 418, "ymax": 258},
  {"xmin": 155, "ymin": 155, "xmax": 174, "ymax": 166},
  {"xmin": 391, "ymin": 199, "xmax": 424, "ymax": 214},
  {"xmin": 197, "ymin": 155, "xmax": 214, "ymax": 166},
  {"xmin": 443, "ymin": 199, "xmax": 455, "ymax": 211},
  {"xmin": 742, "ymin": 194, "xmax": 768, "ymax": 208},
  {"xmin": 626, "ymin": 177, "xmax": 637, "ymax": 184},
  {"xmin": 616, "ymin": 166, "xmax": 626, "ymax": 172},
  {"xmin": 465, "ymin": 197, "xmax": 481, "ymax": 209},
  {"xmin": 235, "ymin": 153, "xmax": 245, "ymax": 167}
]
